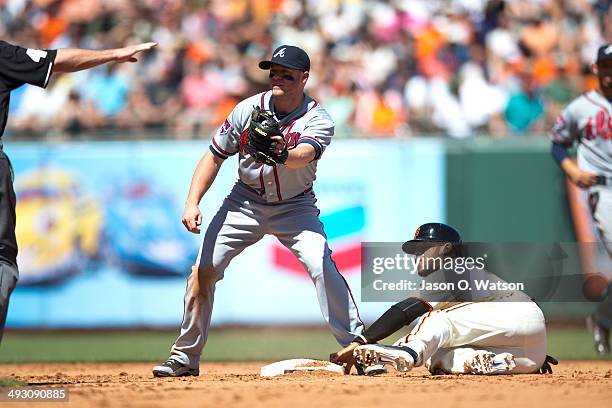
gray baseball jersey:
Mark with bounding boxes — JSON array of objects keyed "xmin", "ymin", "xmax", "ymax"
[
  {"xmin": 159, "ymin": 92, "xmax": 364, "ymax": 372},
  {"xmin": 549, "ymin": 90, "xmax": 611, "ymax": 178},
  {"xmin": 209, "ymin": 91, "xmax": 333, "ymax": 202},
  {"xmin": 549, "ymin": 89, "xmax": 611, "ymax": 260}
]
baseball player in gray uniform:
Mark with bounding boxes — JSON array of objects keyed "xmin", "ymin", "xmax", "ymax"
[
  {"xmin": 153, "ymin": 45, "xmax": 364, "ymax": 377},
  {"xmin": 549, "ymin": 44, "xmax": 612, "ymax": 355}
]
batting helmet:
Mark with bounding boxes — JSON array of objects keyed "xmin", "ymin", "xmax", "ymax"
[{"xmin": 402, "ymin": 223, "xmax": 462, "ymax": 254}]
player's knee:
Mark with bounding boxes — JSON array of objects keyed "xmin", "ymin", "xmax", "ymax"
[
  {"xmin": 0, "ymin": 258, "xmax": 18, "ymax": 275},
  {"xmin": 196, "ymin": 262, "xmax": 224, "ymax": 283},
  {"xmin": 306, "ymin": 259, "xmax": 329, "ymax": 281},
  {"xmin": 0, "ymin": 264, "xmax": 18, "ymax": 300},
  {"xmin": 295, "ymin": 252, "xmax": 325, "ymax": 279}
]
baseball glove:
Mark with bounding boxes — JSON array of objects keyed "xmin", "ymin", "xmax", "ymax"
[{"xmin": 246, "ymin": 106, "xmax": 288, "ymax": 166}]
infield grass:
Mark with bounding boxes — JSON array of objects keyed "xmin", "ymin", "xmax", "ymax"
[
  {"xmin": 0, "ymin": 377, "xmax": 27, "ymax": 386},
  {"xmin": 0, "ymin": 327, "xmax": 608, "ymax": 363}
]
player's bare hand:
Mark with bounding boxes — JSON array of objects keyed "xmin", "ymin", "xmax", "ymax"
[
  {"xmin": 182, "ymin": 203, "xmax": 202, "ymax": 234},
  {"xmin": 271, "ymin": 135, "xmax": 286, "ymax": 155},
  {"xmin": 569, "ymin": 169, "xmax": 599, "ymax": 189},
  {"xmin": 330, "ymin": 342, "xmax": 360, "ymax": 374},
  {"xmin": 114, "ymin": 42, "xmax": 157, "ymax": 63}
]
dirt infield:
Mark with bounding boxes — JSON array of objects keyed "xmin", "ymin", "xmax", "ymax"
[{"xmin": 0, "ymin": 361, "xmax": 610, "ymax": 408}]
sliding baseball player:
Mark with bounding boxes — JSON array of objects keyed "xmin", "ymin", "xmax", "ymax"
[{"xmin": 331, "ymin": 223, "xmax": 556, "ymax": 375}]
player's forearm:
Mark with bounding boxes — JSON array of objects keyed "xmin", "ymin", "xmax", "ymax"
[
  {"xmin": 559, "ymin": 157, "xmax": 580, "ymax": 178},
  {"xmin": 185, "ymin": 151, "xmax": 223, "ymax": 206},
  {"xmin": 352, "ymin": 298, "xmax": 431, "ymax": 345},
  {"xmin": 53, "ymin": 48, "xmax": 120, "ymax": 73},
  {"xmin": 284, "ymin": 144, "xmax": 316, "ymax": 169},
  {"xmin": 559, "ymin": 155, "xmax": 599, "ymax": 188}
]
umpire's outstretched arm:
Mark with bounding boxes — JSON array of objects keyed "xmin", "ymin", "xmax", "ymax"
[{"xmin": 53, "ymin": 42, "xmax": 157, "ymax": 73}]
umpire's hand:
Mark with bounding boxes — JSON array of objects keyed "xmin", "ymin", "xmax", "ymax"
[
  {"xmin": 113, "ymin": 42, "xmax": 158, "ymax": 63},
  {"xmin": 182, "ymin": 203, "xmax": 203, "ymax": 234}
]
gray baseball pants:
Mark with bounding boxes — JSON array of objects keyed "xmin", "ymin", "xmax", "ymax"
[{"xmin": 168, "ymin": 182, "xmax": 364, "ymax": 369}]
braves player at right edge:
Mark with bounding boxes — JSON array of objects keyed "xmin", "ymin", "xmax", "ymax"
[
  {"xmin": 152, "ymin": 45, "xmax": 364, "ymax": 377},
  {"xmin": 331, "ymin": 223, "xmax": 552, "ymax": 376},
  {"xmin": 549, "ymin": 44, "xmax": 612, "ymax": 355}
]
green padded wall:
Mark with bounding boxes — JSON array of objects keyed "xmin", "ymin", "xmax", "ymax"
[{"xmin": 445, "ymin": 138, "xmax": 576, "ymax": 242}]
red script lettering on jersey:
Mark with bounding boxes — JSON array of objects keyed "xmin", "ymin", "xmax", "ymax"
[
  {"xmin": 239, "ymin": 130, "xmax": 301, "ymax": 155},
  {"xmin": 584, "ymin": 110, "xmax": 612, "ymax": 140}
]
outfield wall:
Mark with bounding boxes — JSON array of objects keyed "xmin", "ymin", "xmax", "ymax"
[
  {"xmin": 3, "ymin": 137, "xmax": 587, "ymax": 328},
  {"xmin": 4, "ymin": 139, "xmax": 444, "ymax": 327},
  {"xmin": 445, "ymin": 137, "xmax": 575, "ymax": 242}
]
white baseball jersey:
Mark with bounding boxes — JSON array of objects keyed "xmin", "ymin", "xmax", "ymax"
[
  {"xmin": 209, "ymin": 91, "xmax": 334, "ymax": 202},
  {"xmin": 549, "ymin": 90, "xmax": 612, "ymax": 178},
  {"xmin": 416, "ymin": 267, "xmax": 532, "ymax": 311}
]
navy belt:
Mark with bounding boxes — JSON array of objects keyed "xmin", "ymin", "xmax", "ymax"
[{"xmin": 238, "ymin": 181, "xmax": 312, "ymax": 201}]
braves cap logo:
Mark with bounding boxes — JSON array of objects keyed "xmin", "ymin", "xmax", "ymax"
[
  {"xmin": 273, "ymin": 48, "xmax": 286, "ymax": 58},
  {"xmin": 605, "ymin": 45, "xmax": 612, "ymax": 55}
]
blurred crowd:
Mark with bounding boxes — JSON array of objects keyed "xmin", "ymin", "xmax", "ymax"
[{"xmin": 1, "ymin": 0, "xmax": 611, "ymax": 140}]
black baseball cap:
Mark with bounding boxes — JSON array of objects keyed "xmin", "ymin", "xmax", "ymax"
[
  {"xmin": 259, "ymin": 45, "xmax": 310, "ymax": 71},
  {"xmin": 596, "ymin": 44, "xmax": 612, "ymax": 63},
  {"xmin": 402, "ymin": 223, "xmax": 462, "ymax": 255}
]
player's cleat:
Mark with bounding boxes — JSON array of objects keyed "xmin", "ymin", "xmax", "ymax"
[
  {"xmin": 354, "ymin": 345, "xmax": 415, "ymax": 372},
  {"xmin": 586, "ymin": 315, "xmax": 611, "ymax": 355},
  {"xmin": 363, "ymin": 364, "xmax": 388, "ymax": 376},
  {"xmin": 152, "ymin": 359, "xmax": 199, "ymax": 377},
  {"xmin": 463, "ymin": 351, "xmax": 516, "ymax": 375}
]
